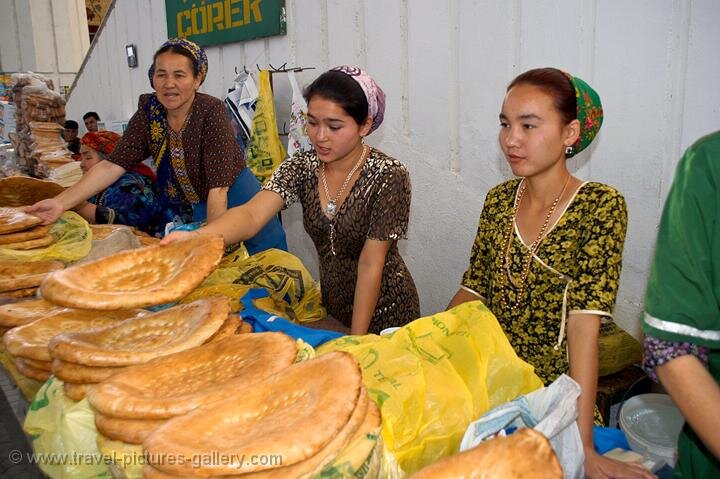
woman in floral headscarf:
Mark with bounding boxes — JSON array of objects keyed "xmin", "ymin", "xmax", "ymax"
[
  {"xmin": 27, "ymin": 38, "xmax": 286, "ymax": 254},
  {"xmin": 74, "ymin": 130, "xmax": 164, "ymax": 236},
  {"xmin": 165, "ymin": 67, "xmax": 420, "ymax": 335},
  {"xmin": 447, "ymin": 69, "xmax": 653, "ymax": 478}
]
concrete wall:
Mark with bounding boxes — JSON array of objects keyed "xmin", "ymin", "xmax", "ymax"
[
  {"xmin": 65, "ymin": 0, "xmax": 720, "ymax": 337},
  {"xmin": 0, "ymin": 0, "xmax": 89, "ymax": 94}
]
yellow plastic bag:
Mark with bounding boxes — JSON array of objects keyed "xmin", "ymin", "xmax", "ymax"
[
  {"xmin": 23, "ymin": 377, "xmax": 111, "ymax": 478},
  {"xmin": 0, "ymin": 211, "xmax": 91, "ymax": 263},
  {"xmin": 246, "ymin": 70, "xmax": 286, "ymax": 184},
  {"xmin": 96, "ymin": 434, "xmax": 144, "ymax": 479},
  {"xmin": 317, "ymin": 301, "xmax": 543, "ymax": 475},
  {"xmin": 598, "ymin": 321, "xmax": 643, "ymax": 376}
]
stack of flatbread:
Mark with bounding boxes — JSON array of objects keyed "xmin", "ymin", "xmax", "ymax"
[
  {"xmin": 40, "ymin": 235, "xmax": 225, "ymax": 309},
  {"xmin": 0, "ymin": 259, "xmax": 63, "ymax": 300},
  {"xmin": 409, "ymin": 428, "xmax": 563, "ymax": 479},
  {"xmin": 27, "ymin": 122, "xmax": 79, "ymax": 185},
  {"xmin": 47, "ymin": 297, "xmax": 232, "ymax": 401},
  {"xmin": 2, "ymin": 308, "xmax": 141, "ymax": 384},
  {"xmin": 87, "ymin": 332, "xmax": 294, "ymax": 445},
  {"xmin": 0, "ymin": 299, "xmax": 64, "ymax": 337},
  {"xmin": 142, "ymin": 351, "xmax": 382, "ymax": 478},
  {"xmin": 0, "ymin": 176, "xmax": 64, "ymax": 207}
]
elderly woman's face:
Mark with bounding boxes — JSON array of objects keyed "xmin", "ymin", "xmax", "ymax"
[
  {"xmin": 152, "ymin": 52, "xmax": 201, "ymax": 114},
  {"xmin": 79, "ymin": 144, "xmax": 103, "ymax": 173}
]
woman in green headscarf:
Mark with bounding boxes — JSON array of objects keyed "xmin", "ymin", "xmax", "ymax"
[{"xmin": 448, "ymin": 68, "xmax": 653, "ymax": 478}]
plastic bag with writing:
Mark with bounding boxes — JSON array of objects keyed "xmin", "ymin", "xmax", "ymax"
[
  {"xmin": 286, "ymin": 70, "xmax": 313, "ymax": 157},
  {"xmin": 0, "ymin": 211, "xmax": 91, "ymax": 263},
  {"xmin": 317, "ymin": 301, "xmax": 543, "ymax": 475},
  {"xmin": 245, "ymin": 70, "xmax": 286, "ymax": 184},
  {"xmin": 460, "ymin": 374, "xmax": 585, "ymax": 479}
]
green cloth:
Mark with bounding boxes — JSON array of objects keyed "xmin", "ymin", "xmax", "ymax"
[
  {"xmin": 562, "ymin": 72, "xmax": 603, "ymax": 158},
  {"xmin": 643, "ymin": 131, "xmax": 720, "ymax": 478}
]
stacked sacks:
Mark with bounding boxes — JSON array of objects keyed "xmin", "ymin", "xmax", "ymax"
[
  {"xmin": 48, "ymin": 297, "xmax": 231, "ymax": 401},
  {"xmin": 2, "ymin": 308, "xmax": 141, "ymax": 385},
  {"xmin": 141, "ymin": 351, "xmax": 382, "ymax": 478},
  {"xmin": 87, "ymin": 332, "xmax": 297, "ymax": 446},
  {"xmin": 0, "ymin": 259, "xmax": 63, "ymax": 301}
]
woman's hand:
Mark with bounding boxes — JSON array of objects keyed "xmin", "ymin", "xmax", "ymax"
[
  {"xmin": 24, "ymin": 198, "xmax": 66, "ymax": 224},
  {"xmin": 584, "ymin": 448, "xmax": 656, "ymax": 479},
  {"xmin": 160, "ymin": 230, "xmax": 199, "ymax": 245}
]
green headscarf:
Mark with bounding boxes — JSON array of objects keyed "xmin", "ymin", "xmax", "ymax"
[{"xmin": 562, "ymin": 72, "xmax": 603, "ymax": 158}]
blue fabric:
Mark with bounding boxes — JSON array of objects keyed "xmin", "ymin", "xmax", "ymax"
[
  {"xmin": 192, "ymin": 167, "xmax": 287, "ymax": 255},
  {"xmin": 593, "ymin": 426, "xmax": 631, "ymax": 455},
  {"xmin": 239, "ymin": 288, "xmax": 343, "ymax": 347}
]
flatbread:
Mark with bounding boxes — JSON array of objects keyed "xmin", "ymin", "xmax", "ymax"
[
  {"xmin": 51, "ymin": 358, "xmax": 124, "ymax": 383},
  {"xmin": 144, "ymin": 351, "xmax": 363, "ymax": 476},
  {"xmin": 14, "ymin": 357, "xmax": 51, "ymax": 382},
  {"xmin": 49, "ymin": 297, "xmax": 229, "ymax": 367},
  {"xmin": 0, "ymin": 207, "xmax": 43, "ymax": 234},
  {"xmin": 0, "ymin": 176, "xmax": 64, "ymax": 207},
  {"xmin": 0, "ymin": 260, "xmax": 64, "ymax": 291},
  {"xmin": 94, "ymin": 412, "xmax": 166, "ymax": 445},
  {"xmin": 0, "ymin": 224, "xmax": 51, "ymax": 244},
  {"xmin": 89, "ymin": 224, "xmax": 132, "ymax": 240},
  {"xmin": 0, "ymin": 287, "xmax": 37, "ymax": 299},
  {"xmin": 3, "ymin": 308, "xmax": 143, "ymax": 361},
  {"xmin": 22, "ymin": 357, "xmax": 52, "ymax": 371},
  {"xmin": 40, "ymin": 235, "xmax": 224, "ymax": 309},
  {"xmin": 408, "ymin": 428, "xmax": 563, "ymax": 479},
  {"xmin": 88, "ymin": 332, "xmax": 297, "ymax": 419},
  {"xmin": 0, "ymin": 299, "xmax": 64, "ymax": 327},
  {"xmin": 0, "ymin": 234, "xmax": 55, "ymax": 250},
  {"xmin": 206, "ymin": 314, "xmax": 251, "ymax": 343},
  {"xmin": 63, "ymin": 382, "xmax": 91, "ymax": 401}
]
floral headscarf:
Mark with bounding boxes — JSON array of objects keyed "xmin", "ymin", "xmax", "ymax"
[
  {"xmin": 81, "ymin": 130, "xmax": 121, "ymax": 155},
  {"xmin": 148, "ymin": 38, "xmax": 208, "ymax": 88},
  {"xmin": 562, "ymin": 72, "xmax": 603, "ymax": 158},
  {"xmin": 331, "ymin": 65, "xmax": 386, "ymax": 134}
]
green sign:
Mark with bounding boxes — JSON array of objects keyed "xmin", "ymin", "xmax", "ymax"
[{"xmin": 165, "ymin": 0, "xmax": 286, "ymax": 47}]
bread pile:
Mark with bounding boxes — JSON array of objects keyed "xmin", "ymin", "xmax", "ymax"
[
  {"xmin": 135, "ymin": 351, "xmax": 381, "ymax": 478},
  {"xmin": 2, "ymin": 308, "xmax": 140, "ymax": 384},
  {"xmin": 409, "ymin": 428, "xmax": 562, "ymax": 479},
  {"xmin": 28, "ymin": 122, "xmax": 79, "ymax": 186},
  {"xmin": 0, "ymin": 208, "xmax": 58, "ymax": 277},
  {"xmin": 89, "ymin": 224, "xmax": 160, "ymax": 246},
  {"xmin": 10, "ymin": 73, "xmax": 67, "ymax": 174},
  {"xmin": 48, "ymin": 297, "xmax": 230, "ymax": 401},
  {"xmin": 0, "ymin": 260, "xmax": 63, "ymax": 301},
  {"xmin": 0, "ymin": 176, "xmax": 64, "ymax": 207},
  {"xmin": 87, "ymin": 331, "xmax": 292, "ymax": 445}
]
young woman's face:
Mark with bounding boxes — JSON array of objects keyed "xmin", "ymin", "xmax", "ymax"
[
  {"xmin": 152, "ymin": 52, "xmax": 201, "ymax": 113},
  {"xmin": 79, "ymin": 144, "xmax": 102, "ymax": 173},
  {"xmin": 306, "ymin": 96, "xmax": 371, "ymax": 163},
  {"xmin": 498, "ymin": 84, "xmax": 578, "ymax": 179}
]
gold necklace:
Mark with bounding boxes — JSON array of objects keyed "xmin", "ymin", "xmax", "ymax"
[
  {"xmin": 498, "ymin": 174, "xmax": 571, "ymax": 313},
  {"xmin": 320, "ymin": 144, "xmax": 369, "ymax": 218}
]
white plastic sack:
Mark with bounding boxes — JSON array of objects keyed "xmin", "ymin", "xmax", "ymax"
[
  {"xmin": 460, "ymin": 374, "xmax": 585, "ymax": 479},
  {"xmin": 286, "ymin": 70, "xmax": 313, "ymax": 157}
]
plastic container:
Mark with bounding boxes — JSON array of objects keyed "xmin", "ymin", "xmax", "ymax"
[{"xmin": 619, "ymin": 393, "xmax": 684, "ymax": 467}]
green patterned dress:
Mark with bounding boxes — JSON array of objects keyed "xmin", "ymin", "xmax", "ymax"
[{"xmin": 461, "ymin": 179, "xmax": 627, "ymax": 387}]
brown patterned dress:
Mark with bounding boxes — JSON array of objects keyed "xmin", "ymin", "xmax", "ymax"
[{"xmin": 264, "ymin": 148, "xmax": 420, "ymax": 333}]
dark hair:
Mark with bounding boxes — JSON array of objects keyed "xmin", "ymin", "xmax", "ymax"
[
  {"xmin": 64, "ymin": 120, "xmax": 79, "ymax": 129},
  {"xmin": 153, "ymin": 44, "xmax": 199, "ymax": 77},
  {"xmin": 507, "ymin": 68, "xmax": 576, "ymax": 124},
  {"xmin": 83, "ymin": 111, "xmax": 100, "ymax": 121},
  {"xmin": 303, "ymin": 70, "xmax": 368, "ymax": 126}
]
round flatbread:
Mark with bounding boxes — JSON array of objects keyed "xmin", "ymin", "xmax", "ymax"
[
  {"xmin": 0, "ymin": 299, "xmax": 64, "ymax": 327},
  {"xmin": 22, "ymin": 357, "xmax": 52, "ymax": 371},
  {"xmin": 40, "ymin": 235, "xmax": 224, "ymax": 309},
  {"xmin": 0, "ymin": 287, "xmax": 37, "ymax": 300},
  {"xmin": 144, "ymin": 351, "xmax": 363, "ymax": 476},
  {"xmin": 0, "ymin": 176, "xmax": 64, "ymax": 207},
  {"xmin": 63, "ymin": 381, "xmax": 91, "ymax": 401},
  {"xmin": 3, "ymin": 308, "xmax": 143, "ymax": 361},
  {"xmin": 94, "ymin": 412, "xmax": 166, "ymax": 445},
  {"xmin": 49, "ymin": 297, "xmax": 229, "ymax": 367},
  {"xmin": 88, "ymin": 332, "xmax": 297, "ymax": 419},
  {"xmin": 1, "ymin": 234, "xmax": 55, "ymax": 250},
  {"xmin": 0, "ymin": 224, "xmax": 51, "ymax": 244},
  {"xmin": 206, "ymin": 314, "xmax": 251, "ymax": 343},
  {"xmin": 0, "ymin": 260, "xmax": 64, "ymax": 291},
  {"xmin": 0, "ymin": 208, "xmax": 43, "ymax": 234},
  {"xmin": 51, "ymin": 359, "xmax": 124, "ymax": 383},
  {"xmin": 408, "ymin": 428, "xmax": 563, "ymax": 479},
  {"xmin": 14, "ymin": 357, "xmax": 51, "ymax": 382}
]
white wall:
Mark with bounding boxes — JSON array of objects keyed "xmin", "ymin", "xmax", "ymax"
[
  {"xmin": 66, "ymin": 0, "xmax": 720, "ymax": 337},
  {"xmin": 0, "ymin": 0, "xmax": 89, "ymax": 94}
]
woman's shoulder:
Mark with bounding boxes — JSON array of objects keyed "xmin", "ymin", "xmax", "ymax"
[
  {"xmin": 488, "ymin": 178, "xmax": 522, "ymax": 199},
  {"xmin": 194, "ymin": 92, "xmax": 224, "ymax": 107},
  {"xmin": 577, "ymin": 181, "xmax": 626, "ymax": 205},
  {"xmin": 367, "ymin": 148, "xmax": 409, "ymax": 175}
]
